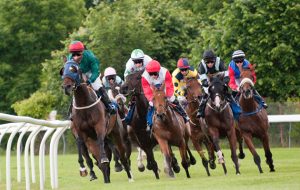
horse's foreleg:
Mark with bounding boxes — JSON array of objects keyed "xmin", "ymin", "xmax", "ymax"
[
  {"xmin": 191, "ymin": 137, "xmax": 210, "ymax": 176},
  {"xmin": 156, "ymin": 138, "xmax": 174, "ymax": 178},
  {"xmin": 243, "ymin": 133, "xmax": 263, "ymax": 173},
  {"xmin": 75, "ymin": 137, "xmax": 88, "ymax": 177},
  {"xmin": 96, "ymin": 136, "xmax": 110, "ymax": 183},
  {"xmin": 236, "ymin": 128, "xmax": 245, "ymax": 159},
  {"xmin": 169, "ymin": 147, "xmax": 180, "ymax": 173},
  {"xmin": 80, "ymin": 141, "xmax": 97, "ymax": 181},
  {"xmin": 203, "ymin": 138, "xmax": 216, "ymax": 170},
  {"xmin": 227, "ymin": 129, "xmax": 240, "ymax": 175},
  {"xmin": 178, "ymin": 141, "xmax": 190, "ymax": 178},
  {"xmin": 137, "ymin": 147, "xmax": 146, "ymax": 172},
  {"xmin": 261, "ymin": 133, "xmax": 275, "ymax": 172},
  {"xmin": 143, "ymin": 147, "xmax": 159, "ymax": 179},
  {"xmin": 211, "ymin": 134, "xmax": 227, "ymax": 175},
  {"xmin": 114, "ymin": 133, "xmax": 133, "ymax": 182}
]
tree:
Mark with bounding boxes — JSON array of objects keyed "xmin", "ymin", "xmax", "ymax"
[{"xmin": 0, "ymin": 0, "xmax": 86, "ymax": 113}]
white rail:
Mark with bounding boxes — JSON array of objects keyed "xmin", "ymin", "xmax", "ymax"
[{"xmin": 0, "ymin": 113, "xmax": 70, "ymax": 190}]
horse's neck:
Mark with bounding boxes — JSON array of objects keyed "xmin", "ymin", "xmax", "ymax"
[
  {"xmin": 74, "ymin": 86, "xmax": 95, "ymax": 106},
  {"xmin": 240, "ymin": 96, "xmax": 257, "ymax": 112},
  {"xmin": 135, "ymin": 94, "xmax": 148, "ymax": 117}
]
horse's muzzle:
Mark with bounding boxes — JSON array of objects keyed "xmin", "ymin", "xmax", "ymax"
[{"xmin": 62, "ymin": 84, "xmax": 72, "ymax": 96}]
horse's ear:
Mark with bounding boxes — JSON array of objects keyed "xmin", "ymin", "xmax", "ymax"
[{"xmin": 62, "ymin": 55, "xmax": 67, "ymax": 63}]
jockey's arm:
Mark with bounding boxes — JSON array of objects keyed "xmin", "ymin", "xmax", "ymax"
[
  {"xmin": 89, "ymin": 57, "xmax": 100, "ymax": 83},
  {"xmin": 141, "ymin": 77, "xmax": 154, "ymax": 102},
  {"xmin": 228, "ymin": 66, "xmax": 238, "ymax": 91},
  {"xmin": 165, "ymin": 70, "xmax": 175, "ymax": 98}
]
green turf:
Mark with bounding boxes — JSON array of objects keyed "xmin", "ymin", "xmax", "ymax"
[{"xmin": 0, "ymin": 148, "xmax": 299, "ymax": 190}]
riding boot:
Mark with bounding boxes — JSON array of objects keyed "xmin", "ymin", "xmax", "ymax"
[
  {"xmin": 96, "ymin": 87, "xmax": 116, "ymax": 114},
  {"xmin": 146, "ymin": 106, "xmax": 155, "ymax": 131},
  {"xmin": 253, "ymin": 89, "xmax": 268, "ymax": 109},
  {"xmin": 172, "ymin": 99, "xmax": 190, "ymax": 123},
  {"xmin": 196, "ymin": 93, "xmax": 209, "ymax": 118}
]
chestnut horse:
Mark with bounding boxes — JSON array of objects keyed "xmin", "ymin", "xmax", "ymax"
[
  {"xmin": 238, "ymin": 66, "xmax": 275, "ymax": 173},
  {"xmin": 151, "ymin": 83, "xmax": 191, "ymax": 178},
  {"xmin": 185, "ymin": 77, "xmax": 216, "ymax": 176},
  {"xmin": 120, "ymin": 70, "xmax": 160, "ymax": 179},
  {"xmin": 203, "ymin": 74, "xmax": 240, "ymax": 175},
  {"xmin": 62, "ymin": 60, "xmax": 133, "ymax": 183}
]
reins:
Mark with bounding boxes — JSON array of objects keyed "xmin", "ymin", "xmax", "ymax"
[{"xmin": 73, "ymin": 85, "xmax": 102, "ymax": 110}]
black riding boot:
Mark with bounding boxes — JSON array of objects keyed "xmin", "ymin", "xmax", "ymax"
[
  {"xmin": 196, "ymin": 93, "xmax": 209, "ymax": 118},
  {"xmin": 225, "ymin": 92, "xmax": 236, "ymax": 104},
  {"xmin": 172, "ymin": 99, "xmax": 190, "ymax": 123},
  {"xmin": 253, "ymin": 89, "xmax": 268, "ymax": 109},
  {"xmin": 97, "ymin": 87, "xmax": 116, "ymax": 114}
]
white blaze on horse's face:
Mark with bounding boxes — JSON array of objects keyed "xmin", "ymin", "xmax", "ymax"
[{"xmin": 214, "ymin": 93, "xmax": 221, "ymax": 108}]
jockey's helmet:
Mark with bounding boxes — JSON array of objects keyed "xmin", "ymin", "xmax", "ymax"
[
  {"xmin": 203, "ymin": 50, "xmax": 216, "ymax": 62},
  {"xmin": 232, "ymin": 50, "xmax": 245, "ymax": 61},
  {"xmin": 104, "ymin": 67, "xmax": 117, "ymax": 77},
  {"xmin": 146, "ymin": 60, "xmax": 161, "ymax": 73},
  {"xmin": 177, "ymin": 58, "xmax": 190, "ymax": 69},
  {"xmin": 69, "ymin": 41, "xmax": 84, "ymax": 52},
  {"xmin": 131, "ymin": 49, "xmax": 145, "ymax": 61}
]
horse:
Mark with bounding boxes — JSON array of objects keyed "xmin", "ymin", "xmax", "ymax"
[
  {"xmin": 203, "ymin": 74, "xmax": 240, "ymax": 175},
  {"xmin": 151, "ymin": 83, "xmax": 191, "ymax": 178},
  {"xmin": 238, "ymin": 66, "xmax": 275, "ymax": 173},
  {"xmin": 108, "ymin": 82, "xmax": 132, "ymax": 171},
  {"xmin": 61, "ymin": 61, "xmax": 133, "ymax": 183},
  {"xmin": 185, "ymin": 77, "xmax": 216, "ymax": 176},
  {"xmin": 120, "ymin": 70, "xmax": 160, "ymax": 179}
]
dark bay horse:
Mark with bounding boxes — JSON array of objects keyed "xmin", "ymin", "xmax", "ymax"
[
  {"xmin": 238, "ymin": 66, "xmax": 275, "ymax": 173},
  {"xmin": 151, "ymin": 84, "xmax": 191, "ymax": 178},
  {"xmin": 62, "ymin": 61, "xmax": 133, "ymax": 183},
  {"xmin": 185, "ymin": 77, "xmax": 216, "ymax": 176},
  {"xmin": 120, "ymin": 70, "xmax": 160, "ymax": 179},
  {"xmin": 204, "ymin": 75, "xmax": 240, "ymax": 175}
]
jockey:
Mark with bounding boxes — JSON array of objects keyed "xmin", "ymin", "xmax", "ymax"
[
  {"xmin": 228, "ymin": 50, "xmax": 268, "ymax": 108},
  {"xmin": 141, "ymin": 60, "xmax": 190, "ymax": 130},
  {"xmin": 123, "ymin": 49, "xmax": 152, "ymax": 124},
  {"xmin": 68, "ymin": 40, "xmax": 116, "ymax": 114},
  {"xmin": 172, "ymin": 58, "xmax": 201, "ymax": 105},
  {"xmin": 102, "ymin": 67, "xmax": 124, "ymax": 101},
  {"xmin": 196, "ymin": 50, "xmax": 238, "ymax": 118},
  {"xmin": 124, "ymin": 49, "xmax": 153, "ymax": 78}
]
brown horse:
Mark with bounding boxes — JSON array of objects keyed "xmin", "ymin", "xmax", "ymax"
[
  {"xmin": 120, "ymin": 70, "xmax": 160, "ymax": 179},
  {"xmin": 238, "ymin": 66, "xmax": 275, "ymax": 173},
  {"xmin": 62, "ymin": 61, "xmax": 133, "ymax": 183},
  {"xmin": 185, "ymin": 77, "xmax": 216, "ymax": 176},
  {"xmin": 151, "ymin": 83, "xmax": 191, "ymax": 178},
  {"xmin": 203, "ymin": 75, "xmax": 240, "ymax": 175}
]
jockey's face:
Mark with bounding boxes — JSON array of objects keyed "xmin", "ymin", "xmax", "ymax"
[
  {"xmin": 149, "ymin": 72, "xmax": 159, "ymax": 79},
  {"xmin": 71, "ymin": 51, "xmax": 83, "ymax": 63},
  {"xmin": 205, "ymin": 59, "xmax": 215, "ymax": 68},
  {"xmin": 180, "ymin": 68, "xmax": 189, "ymax": 76},
  {"xmin": 133, "ymin": 59, "xmax": 143, "ymax": 68}
]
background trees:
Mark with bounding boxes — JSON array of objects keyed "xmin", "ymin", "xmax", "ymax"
[{"xmin": 0, "ymin": 0, "xmax": 298, "ymax": 119}]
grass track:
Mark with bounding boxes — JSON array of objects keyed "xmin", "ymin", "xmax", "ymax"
[{"xmin": 0, "ymin": 148, "xmax": 300, "ymax": 190}]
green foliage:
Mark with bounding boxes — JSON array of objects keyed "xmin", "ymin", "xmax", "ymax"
[
  {"xmin": 0, "ymin": 0, "xmax": 86, "ymax": 113},
  {"xmin": 199, "ymin": 0, "xmax": 300, "ymax": 101},
  {"xmin": 12, "ymin": 91, "xmax": 56, "ymax": 119}
]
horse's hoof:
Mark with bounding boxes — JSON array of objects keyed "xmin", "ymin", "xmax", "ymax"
[
  {"xmin": 238, "ymin": 152, "xmax": 245, "ymax": 159},
  {"xmin": 138, "ymin": 165, "xmax": 145, "ymax": 172},
  {"xmin": 115, "ymin": 163, "xmax": 123, "ymax": 172},
  {"xmin": 79, "ymin": 170, "xmax": 88, "ymax": 177},
  {"xmin": 172, "ymin": 165, "xmax": 180, "ymax": 173},
  {"xmin": 209, "ymin": 161, "xmax": 216, "ymax": 170},
  {"xmin": 90, "ymin": 174, "xmax": 98, "ymax": 181},
  {"xmin": 101, "ymin": 158, "xmax": 109, "ymax": 163},
  {"xmin": 128, "ymin": 178, "xmax": 135, "ymax": 183},
  {"xmin": 190, "ymin": 157, "xmax": 196, "ymax": 165},
  {"xmin": 270, "ymin": 168, "xmax": 275, "ymax": 172}
]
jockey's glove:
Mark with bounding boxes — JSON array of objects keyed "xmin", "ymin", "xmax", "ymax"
[
  {"xmin": 86, "ymin": 79, "xmax": 92, "ymax": 85},
  {"xmin": 202, "ymin": 79, "xmax": 209, "ymax": 87},
  {"xmin": 224, "ymin": 76, "xmax": 230, "ymax": 84}
]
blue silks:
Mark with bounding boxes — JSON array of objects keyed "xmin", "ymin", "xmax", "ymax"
[
  {"xmin": 230, "ymin": 101, "xmax": 242, "ymax": 120},
  {"xmin": 124, "ymin": 104, "xmax": 135, "ymax": 124},
  {"xmin": 146, "ymin": 106, "xmax": 155, "ymax": 127}
]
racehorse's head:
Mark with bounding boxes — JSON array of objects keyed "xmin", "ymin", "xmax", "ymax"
[
  {"xmin": 186, "ymin": 77, "xmax": 202, "ymax": 102},
  {"xmin": 208, "ymin": 76, "xmax": 227, "ymax": 111},
  {"xmin": 152, "ymin": 83, "xmax": 167, "ymax": 118},
  {"xmin": 61, "ymin": 60, "xmax": 82, "ymax": 96},
  {"xmin": 120, "ymin": 70, "xmax": 144, "ymax": 96},
  {"xmin": 240, "ymin": 67, "xmax": 255, "ymax": 99}
]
